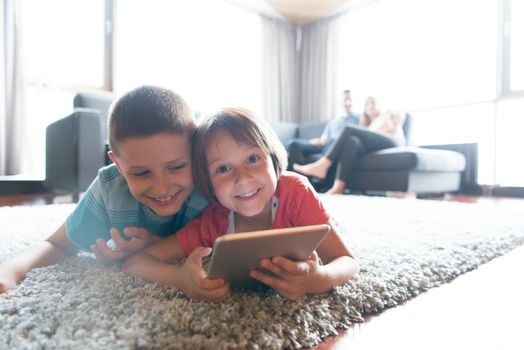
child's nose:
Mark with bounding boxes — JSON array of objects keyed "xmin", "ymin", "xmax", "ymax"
[
  {"xmin": 235, "ymin": 168, "xmax": 252, "ymax": 184},
  {"xmin": 153, "ymin": 173, "xmax": 169, "ymax": 195}
]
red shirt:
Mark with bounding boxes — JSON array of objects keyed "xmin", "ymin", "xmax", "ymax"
[{"xmin": 177, "ymin": 172, "xmax": 330, "ymax": 256}]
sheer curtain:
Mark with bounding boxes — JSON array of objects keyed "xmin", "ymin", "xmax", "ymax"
[
  {"xmin": 296, "ymin": 17, "xmax": 341, "ymax": 124},
  {"xmin": 1, "ymin": 0, "xmax": 27, "ymax": 175},
  {"xmin": 325, "ymin": 17, "xmax": 342, "ymax": 122},
  {"xmin": 260, "ymin": 15, "xmax": 342, "ymax": 124},
  {"xmin": 261, "ymin": 16, "xmax": 298, "ymax": 122},
  {"xmin": 297, "ymin": 19, "xmax": 329, "ymax": 123}
]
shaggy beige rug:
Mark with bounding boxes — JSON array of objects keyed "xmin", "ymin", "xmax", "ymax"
[{"xmin": 1, "ymin": 195, "xmax": 523, "ymax": 349}]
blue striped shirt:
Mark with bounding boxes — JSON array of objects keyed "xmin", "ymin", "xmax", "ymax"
[{"xmin": 66, "ymin": 164, "xmax": 208, "ymax": 251}]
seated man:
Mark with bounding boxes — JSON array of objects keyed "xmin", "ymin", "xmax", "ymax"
[{"xmin": 286, "ymin": 89, "xmax": 360, "ymax": 170}]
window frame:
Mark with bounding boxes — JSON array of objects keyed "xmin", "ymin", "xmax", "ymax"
[
  {"xmin": 498, "ymin": 0, "xmax": 524, "ymax": 98},
  {"xmin": 103, "ymin": 0, "xmax": 114, "ymax": 92}
]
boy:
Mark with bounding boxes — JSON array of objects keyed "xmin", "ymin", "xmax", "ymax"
[{"xmin": 0, "ymin": 86, "xmax": 208, "ymax": 293}]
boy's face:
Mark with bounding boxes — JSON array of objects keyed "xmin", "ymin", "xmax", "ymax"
[
  {"xmin": 109, "ymin": 132, "xmax": 194, "ymax": 217},
  {"xmin": 206, "ymin": 129, "xmax": 277, "ymax": 222}
]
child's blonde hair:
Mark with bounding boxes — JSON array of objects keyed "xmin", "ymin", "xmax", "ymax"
[{"xmin": 193, "ymin": 107, "xmax": 288, "ymax": 202}]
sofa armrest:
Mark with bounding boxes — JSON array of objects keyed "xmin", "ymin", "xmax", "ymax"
[
  {"xmin": 45, "ymin": 109, "xmax": 106, "ymax": 194},
  {"xmin": 421, "ymin": 143, "xmax": 480, "ymax": 194}
]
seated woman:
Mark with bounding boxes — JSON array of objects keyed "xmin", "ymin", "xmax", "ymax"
[
  {"xmin": 358, "ymin": 96, "xmax": 381, "ymax": 128},
  {"xmin": 294, "ymin": 101, "xmax": 406, "ymax": 194}
]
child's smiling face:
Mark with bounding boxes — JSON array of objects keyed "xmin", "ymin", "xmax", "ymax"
[
  {"xmin": 109, "ymin": 132, "xmax": 194, "ymax": 217},
  {"xmin": 206, "ymin": 129, "xmax": 278, "ymax": 221}
]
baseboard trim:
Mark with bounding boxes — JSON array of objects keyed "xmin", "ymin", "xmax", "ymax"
[
  {"xmin": 0, "ymin": 179, "xmax": 48, "ymax": 195},
  {"xmin": 488, "ymin": 186, "xmax": 524, "ymax": 198}
]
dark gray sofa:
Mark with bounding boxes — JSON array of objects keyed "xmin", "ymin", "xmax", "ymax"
[
  {"xmin": 269, "ymin": 117, "xmax": 468, "ymax": 194},
  {"xmin": 45, "ymin": 93, "xmax": 470, "ymax": 196},
  {"xmin": 45, "ymin": 93, "xmax": 113, "ymax": 194}
]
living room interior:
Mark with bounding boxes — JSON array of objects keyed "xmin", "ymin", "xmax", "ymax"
[{"xmin": 1, "ymin": 0, "xmax": 523, "ymax": 349}]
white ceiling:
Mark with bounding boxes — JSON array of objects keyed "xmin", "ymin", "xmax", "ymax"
[{"xmin": 223, "ymin": 0, "xmax": 377, "ymax": 25}]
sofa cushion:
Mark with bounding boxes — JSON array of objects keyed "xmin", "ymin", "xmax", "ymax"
[
  {"xmin": 355, "ymin": 146, "xmax": 466, "ymax": 172},
  {"xmin": 348, "ymin": 170, "xmax": 462, "ymax": 193}
]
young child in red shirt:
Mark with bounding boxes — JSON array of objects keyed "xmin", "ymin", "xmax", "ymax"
[{"xmin": 123, "ymin": 108, "xmax": 359, "ymax": 302}]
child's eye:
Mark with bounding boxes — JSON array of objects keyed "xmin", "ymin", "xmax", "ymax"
[
  {"xmin": 216, "ymin": 165, "xmax": 231, "ymax": 174},
  {"xmin": 169, "ymin": 163, "xmax": 186, "ymax": 171},
  {"xmin": 132, "ymin": 170, "xmax": 150, "ymax": 177},
  {"xmin": 246, "ymin": 154, "xmax": 261, "ymax": 165}
]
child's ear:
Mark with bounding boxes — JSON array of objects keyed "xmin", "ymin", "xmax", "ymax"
[{"xmin": 108, "ymin": 151, "xmax": 124, "ymax": 174}]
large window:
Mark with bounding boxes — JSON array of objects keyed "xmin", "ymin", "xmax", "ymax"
[
  {"xmin": 114, "ymin": 0, "xmax": 263, "ymax": 116},
  {"xmin": 12, "ymin": 0, "xmax": 262, "ymax": 177},
  {"xmin": 19, "ymin": 0, "xmax": 106, "ymax": 176},
  {"xmin": 336, "ymin": 0, "xmax": 497, "ymax": 111},
  {"xmin": 336, "ymin": 0, "xmax": 524, "ymax": 187},
  {"xmin": 505, "ymin": 0, "xmax": 524, "ymax": 93}
]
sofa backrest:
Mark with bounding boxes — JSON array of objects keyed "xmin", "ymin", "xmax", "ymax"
[
  {"xmin": 403, "ymin": 113, "xmax": 413, "ymax": 144},
  {"xmin": 292, "ymin": 114, "xmax": 413, "ymax": 143},
  {"xmin": 268, "ymin": 121, "xmax": 299, "ymax": 145},
  {"xmin": 73, "ymin": 92, "xmax": 114, "ymax": 141},
  {"xmin": 72, "ymin": 91, "xmax": 415, "ymax": 146},
  {"xmin": 297, "ymin": 122, "xmax": 326, "ymax": 139},
  {"xmin": 73, "ymin": 92, "xmax": 114, "ymax": 119},
  {"xmin": 45, "ymin": 109, "xmax": 106, "ymax": 194}
]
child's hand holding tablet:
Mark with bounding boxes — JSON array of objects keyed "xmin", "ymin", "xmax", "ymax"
[{"xmin": 207, "ymin": 224, "xmax": 330, "ymax": 289}]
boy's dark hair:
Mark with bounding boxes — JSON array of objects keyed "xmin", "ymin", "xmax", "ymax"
[
  {"xmin": 108, "ymin": 85, "xmax": 195, "ymax": 155},
  {"xmin": 193, "ymin": 107, "xmax": 288, "ymax": 202}
]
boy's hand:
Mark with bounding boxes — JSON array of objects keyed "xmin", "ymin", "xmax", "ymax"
[
  {"xmin": 0, "ymin": 265, "xmax": 20, "ymax": 294},
  {"xmin": 91, "ymin": 227, "xmax": 159, "ymax": 265},
  {"xmin": 178, "ymin": 247, "xmax": 229, "ymax": 303},
  {"xmin": 249, "ymin": 251, "xmax": 321, "ymax": 301}
]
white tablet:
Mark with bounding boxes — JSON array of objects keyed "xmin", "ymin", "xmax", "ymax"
[{"xmin": 207, "ymin": 224, "xmax": 330, "ymax": 289}]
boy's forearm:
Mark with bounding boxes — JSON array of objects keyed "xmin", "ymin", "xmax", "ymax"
[
  {"xmin": 310, "ymin": 256, "xmax": 359, "ymax": 294},
  {"xmin": 1, "ymin": 241, "xmax": 72, "ymax": 280},
  {"xmin": 122, "ymin": 253, "xmax": 182, "ymax": 288}
]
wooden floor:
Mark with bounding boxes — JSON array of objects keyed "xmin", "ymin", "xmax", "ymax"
[
  {"xmin": 1, "ymin": 193, "xmax": 523, "ymax": 350},
  {"xmin": 312, "ymin": 194, "xmax": 524, "ymax": 350},
  {"xmin": 0, "ymin": 193, "xmax": 56, "ymax": 207},
  {"xmin": 314, "ymin": 246, "xmax": 524, "ymax": 350}
]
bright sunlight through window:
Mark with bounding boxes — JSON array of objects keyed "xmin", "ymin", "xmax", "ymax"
[
  {"xmin": 335, "ymin": 0, "xmax": 524, "ymax": 186},
  {"xmin": 114, "ymin": 0, "xmax": 263, "ymax": 116}
]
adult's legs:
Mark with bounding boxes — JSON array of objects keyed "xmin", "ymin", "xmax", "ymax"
[
  {"xmin": 343, "ymin": 125, "xmax": 398, "ymax": 152},
  {"xmin": 285, "ymin": 138, "xmax": 323, "ymax": 171},
  {"xmin": 329, "ymin": 125, "xmax": 398, "ymax": 182},
  {"xmin": 294, "ymin": 125, "xmax": 399, "ymax": 193},
  {"xmin": 327, "ymin": 134, "xmax": 362, "ymax": 193},
  {"xmin": 294, "ymin": 126, "xmax": 368, "ymax": 180}
]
